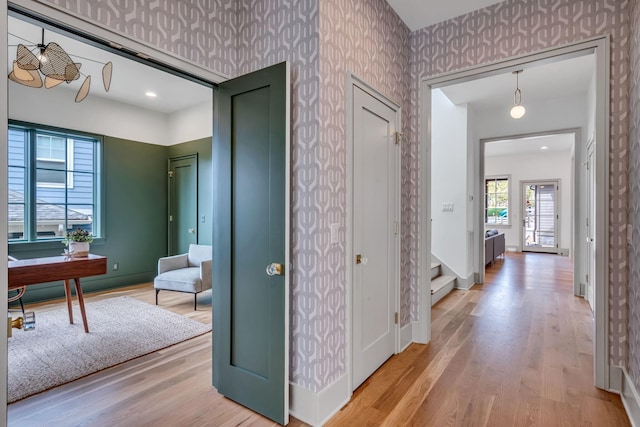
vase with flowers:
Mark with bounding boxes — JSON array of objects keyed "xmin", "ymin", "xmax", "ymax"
[{"xmin": 62, "ymin": 228, "xmax": 94, "ymax": 257}]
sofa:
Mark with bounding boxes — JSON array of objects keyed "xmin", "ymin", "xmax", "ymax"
[{"xmin": 485, "ymin": 229, "xmax": 505, "ymax": 265}]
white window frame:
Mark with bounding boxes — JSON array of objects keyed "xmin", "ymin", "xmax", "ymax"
[{"xmin": 485, "ymin": 175, "xmax": 511, "ymax": 226}]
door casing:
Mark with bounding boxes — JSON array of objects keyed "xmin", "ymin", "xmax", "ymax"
[{"xmin": 346, "ymin": 74, "xmax": 401, "ymax": 393}]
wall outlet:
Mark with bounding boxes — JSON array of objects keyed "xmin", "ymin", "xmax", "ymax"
[{"xmin": 113, "ymin": 262, "xmax": 119, "ymax": 271}]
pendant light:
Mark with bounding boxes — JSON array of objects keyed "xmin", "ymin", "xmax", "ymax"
[
  {"xmin": 510, "ymin": 70, "xmax": 525, "ymax": 119},
  {"xmin": 9, "ymin": 28, "xmax": 113, "ymax": 102}
]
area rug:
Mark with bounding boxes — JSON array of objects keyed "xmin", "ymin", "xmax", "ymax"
[{"xmin": 7, "ymin": 296, "xmax": 211, "ymax": 403}]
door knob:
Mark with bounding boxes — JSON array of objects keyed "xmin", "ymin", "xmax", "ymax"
[
  {"xmin": 266, "ymin": 263, "xmax": 284, "ymax": 276},
  {"xmin": 188, "ymin": 228, "xmax": 195, "ymax": 234},
  {"xmin": 356, "ymin": 254, "xmax": 368, "ymax": 265}
]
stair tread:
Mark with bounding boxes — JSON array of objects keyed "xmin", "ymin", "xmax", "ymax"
[
  {"xmin": 431, "ymin": 275, "xmax": 456, "ymax": 292},
  {"xmin": 430, "ymin": 262, "xmax": 440, "ymax": 269}
]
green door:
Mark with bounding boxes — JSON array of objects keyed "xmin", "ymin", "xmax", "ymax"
[
  {"xmin": 213, "ymin": 62, "xmax": 290, "ymax": 424},
  {"xmin": 168, "ymin": 155, "xmax": 198, "ymax": 255}
]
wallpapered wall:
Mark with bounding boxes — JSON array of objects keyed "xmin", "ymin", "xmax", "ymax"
[
  {"xmin": 316, "ymin": 0, "xmax": 412, "ymax": 391},
  {"xmin": 409, "ymin": 0, "xmax": 630, "ymax": 366},
  {"xmin": 628, "ymin": 0, "xmax": 640, "ymax": 395},
  {"xmin": 41, "ymin": 0, "xmax": 237, "ymax": 77}
]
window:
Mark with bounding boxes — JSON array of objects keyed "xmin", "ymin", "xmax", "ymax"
[
  {"xmin": 8, "ymin": 123, "xmax": 101, "ymax": 242},
  {"xmin": 485, "ymin": 177, "xmax": 509, "ymax": 225}
]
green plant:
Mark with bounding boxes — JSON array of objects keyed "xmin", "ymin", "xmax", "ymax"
[{"xmin": 62, "ymin": 228, "xmax": 94, "ymax": 245}]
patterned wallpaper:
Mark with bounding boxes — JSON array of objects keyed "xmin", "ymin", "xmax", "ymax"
[
  {"xmin": 317, "ymin": 0, "xmax": 411, "ymax": 390},
  {"xmin": 42, "ymin": 0, "xmax": 236, "ymax": 77},
  {"xmin": 628, "ymin": 0, "xmax": 640, "ymax": 394},
  {"xmin": 410, "ymin": 0, "xmax": 630, "ymax": 366}
]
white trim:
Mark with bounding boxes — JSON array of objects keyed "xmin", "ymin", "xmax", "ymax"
[
  {"xmin": 9, "ymin": 0, "xmax": 228, "ymax": 83},
  {"xmin": 346, "ymin": 73, "xmax": 402, "ymax": 393},
  {"xmin": 283, "ymin": 61, "xmax": 291, "ymax": 425},
  {"xmin": 400, "ymin": 322, "xmax": 414, "ymax": 351},
  {"xmin": 419, "ymin": 36, "xmax": 610, "ymax": 390},
  {"xmin": 0, "ymin": 0, "xmax": 10, "ymax": 424},
  {"xmin": 289, "ymin": 374, "xmax": 350, "ymax": 427},
  {"xmin": 415, "ymin": 78, "xmax": 431, "ymax": 345},
  {"xmin": 455, "ymin": 275, "xmax": 475, "ymax": 290},
  {"xmin": 618, "ymin": 366, "xmax": 640, "ymax": 427}
]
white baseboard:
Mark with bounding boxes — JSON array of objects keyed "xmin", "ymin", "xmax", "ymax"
[
  {"xmin": 401, "ymin": 322, "xmax": 413, "ymax": 351},
  {"xmin": 617, "ymin": 366, "xmax": 640, "ymax": 427},
  {"xmin": 454, "ymin": 274, "xmax": 475, "ymax": 290},
  {"xmin": 289, "ymin": 373, "xmax": 350, "ymax": 426}
]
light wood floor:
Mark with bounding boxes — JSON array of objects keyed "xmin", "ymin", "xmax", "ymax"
[
  {"xmin": 7, "ymin": 252, "xmax": 631, "ymax": 426},
  {"xmin": 327, "ymin": 252, "xmax": 630, "ymax": 426}
]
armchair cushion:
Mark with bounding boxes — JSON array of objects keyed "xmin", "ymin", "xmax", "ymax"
[{"xmin": 154, "ymin": 267, "xmax": 203, "ymax": 293}]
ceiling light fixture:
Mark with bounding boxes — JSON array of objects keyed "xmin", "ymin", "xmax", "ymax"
[
  {"xmin": 145, "ymin": 91, "xmax": 157, "ymax": 98},
  {"xmin": 510, "ymin": 70, "xmax": 525, "ymax": 119},
  {"xmin": 8, "ymin": 28, "xmax": 112, "ymax": 102},
  {"xmin": 541, "ymin": 146, "xmax": 548, "ymax": 150}
]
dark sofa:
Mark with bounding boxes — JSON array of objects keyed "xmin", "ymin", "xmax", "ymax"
[{"xmin": 485, "ymin": 229, "xmax": 505, "ymax": 265}]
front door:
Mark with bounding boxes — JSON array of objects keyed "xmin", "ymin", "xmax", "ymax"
[
  {"xmin": 351, "ymin": 85, "xmax": 399, "ymax": 390},
  {"xmin": 522, "ymin": 181, "xmax": 559, "ymax": 253},
  {"xmin": 168, "ymin": 155, "xmax": 198, "ymax": 255},
  {"xmin": 213, "ymin": 62, "xmax": 290, "ymax": 425}
]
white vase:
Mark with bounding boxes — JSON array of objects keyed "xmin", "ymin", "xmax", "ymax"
[{"xmin": 69, "ymin": 241, "xmax": 90, "ymax": 257}]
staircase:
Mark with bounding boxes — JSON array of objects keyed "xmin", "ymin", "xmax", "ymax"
[{"xmin": 431, "ymin": 262, "xmax": 456, "ymax": 306}]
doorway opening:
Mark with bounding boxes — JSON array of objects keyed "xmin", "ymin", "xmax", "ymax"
[
  {"xmin": 5, "ymin": 6, "xmax": 218, "ymax": 423},
  {"xmin": 421, "ymin": 38, "xmax": 609, "ymax": 389}
]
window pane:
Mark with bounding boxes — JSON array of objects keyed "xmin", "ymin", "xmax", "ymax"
[
  {"xmin": 69, "ymin": 172, "xmax": 94, "ymax": 204},
  {"xmin": 36, "ymin": 134, "xmax": 66, "ymax": 160},
  {"xmin": 8, "ymin": 203, "xmax": 24, "ymax": 240},
  {"xmin": 37, "ymin": 163, "xmax": 66, "ymax": 187},
  {"xmin": 72, "ymin": 139, "xmax": 94, "ymax": 172},
  {"xmin": 8, "ymin": 128, "xmax": 26, "ymax": 167},
  {"xmin": 68, "ymin": 204, "xmax": 93, "ymax": 235},
  {"xmin": 485, "ymin": 177, "xmax": 509, "ymax": 224},
  {"xmin": 35, "ymin": 202, "xmax": 66, "ymax": 239}
]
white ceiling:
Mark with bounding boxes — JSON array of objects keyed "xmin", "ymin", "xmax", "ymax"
[
  {"xmin": 8, "ymin": 15, "xmax": 211, "ymax": 114},
  {"xmin": 439, "ymin": 53, "xmax": 595, "ymax": 109},
  {"xmin": 387, "ymin": 0, "xmax": 507, "ymax": 31},
  {"xmin": 485, "ymin": 133, "xmax": 575, "ymax": 158}
]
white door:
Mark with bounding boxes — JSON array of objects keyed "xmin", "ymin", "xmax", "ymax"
[
  {"xmin": 522, "ymin": 181, "xmax": 559, "ymax": 253},
  {"xmin": 586, "ymin": 142, "xmax": 595, "ymax": 312},
  {"xmin": 352, "ymin": 85, "xmax": 399, "ymax": 390}
]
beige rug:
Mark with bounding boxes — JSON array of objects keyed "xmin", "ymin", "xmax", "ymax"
[{"xmin": 8, "ymin": 296, "xmax": 211, "ymax": 403}]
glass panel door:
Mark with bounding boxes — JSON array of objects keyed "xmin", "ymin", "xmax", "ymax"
[{"xmin": 523, "ymin": 181, "xmax": 558, "ymax": 253}]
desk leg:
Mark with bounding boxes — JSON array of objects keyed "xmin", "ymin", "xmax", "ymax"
[
  {"xmin": 63, "ymin": 279, "xmax": 74, "ymax": 325},
  {"xmin": 73, "ymin": 278, "xmax": 89, "ymax": 333}
]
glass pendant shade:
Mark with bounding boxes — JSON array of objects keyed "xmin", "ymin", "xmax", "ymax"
[{"xmin": 510, "ymin": 104, "xmax": 526, "ymax": 119}]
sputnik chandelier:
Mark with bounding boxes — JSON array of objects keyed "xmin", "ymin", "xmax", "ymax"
[{"xmin": 8, "ymin": 29, "xmax": 113, "ymax": 102}]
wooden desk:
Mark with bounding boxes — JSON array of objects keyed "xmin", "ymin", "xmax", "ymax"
[{"xmin": 8, "ymin": 254, "xmax": 107, "ymax": 333}]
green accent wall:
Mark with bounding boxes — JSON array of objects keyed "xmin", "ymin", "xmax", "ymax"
[
  {"xmin": 168, "ymin": 137, "xmax": 213, "ymax": 246},
  {"xmin": 9, "ymin": 134, "xmax": 212, "ymax": 305}
]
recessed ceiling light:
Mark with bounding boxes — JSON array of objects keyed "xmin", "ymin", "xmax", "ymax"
[
  {"xmin": 541, "ymin": 146, "xmax": 548, "ymax": 150},
  {"xmin": 145, "ymin": 91, "xmax": 157, "ymax": 98}
]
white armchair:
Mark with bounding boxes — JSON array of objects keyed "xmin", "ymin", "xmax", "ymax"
[{"xmin": 154, "ymin": 244, "xmax": 212, "ymax": 310}]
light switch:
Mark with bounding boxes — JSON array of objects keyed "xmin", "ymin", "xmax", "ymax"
[{"xmin": 330, "ymin": 223, "xmax": 339, "ymax": 244}]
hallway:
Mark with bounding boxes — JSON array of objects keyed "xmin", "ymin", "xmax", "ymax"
[{"xmin": 327, "ymin": 252, "xmax": 630, "ymax": 426}]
